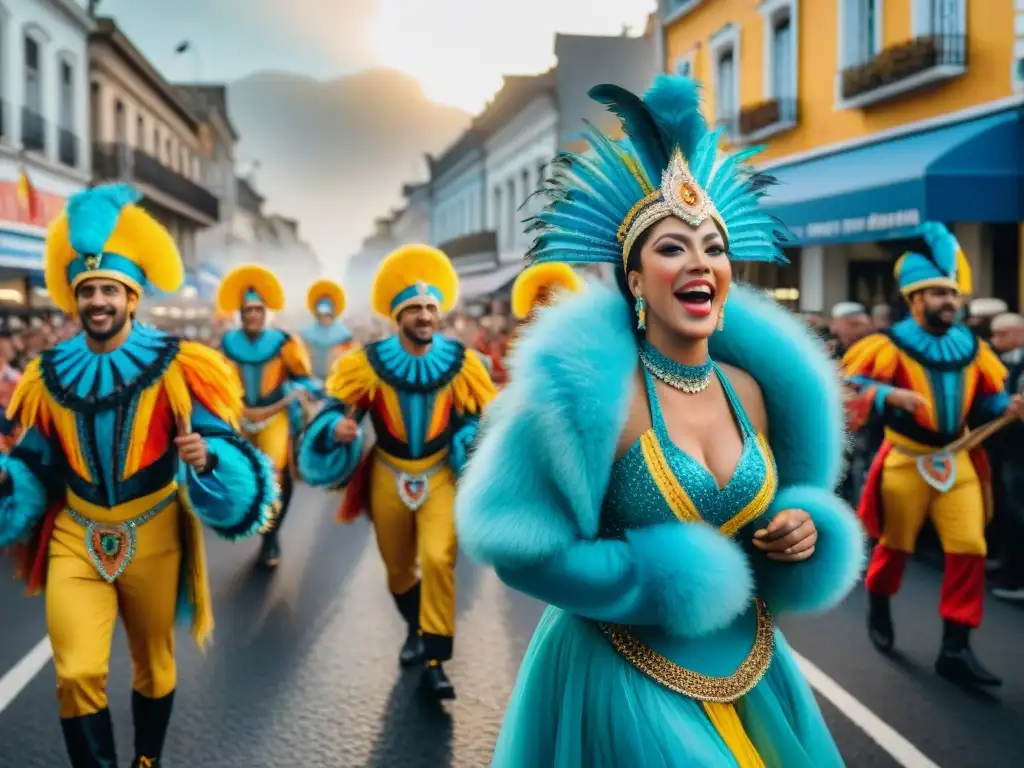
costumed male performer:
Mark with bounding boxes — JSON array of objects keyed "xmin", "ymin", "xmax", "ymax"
[
  {"xmin": 217, "ymin": 264, "xmax": 318, "ymax": 570},
  {"xmin": 0, "ymin": 184, "xmax": 278, "ymax": 767},
  {"xmin": 297, "ymin": 244, "xmax": 496, "ymax": 700},
  {"xmin": 301, "ymin": 278, "xmax": 358, "ymax": 381},
  {"xmin": 843, "ymin": 221, "xmax": 1024, "ymax": 687}
]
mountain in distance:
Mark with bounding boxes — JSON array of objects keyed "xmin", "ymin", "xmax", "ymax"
[{"xmin": 227, "ymin": 67, "xmax": 469, "ymax": 274}]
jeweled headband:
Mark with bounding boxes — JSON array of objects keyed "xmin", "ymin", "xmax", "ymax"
[
  {"xmin": 617, "ymin": 150, "xmax": 728, "ymax": 269},
  {"xmin": 524, "ymin": 75, "xmax": 789, "ymax": 273}
]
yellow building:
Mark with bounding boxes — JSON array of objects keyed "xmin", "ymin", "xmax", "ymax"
[{"xmin": 658, "ymin": 0, "xmax": 1024, "ymax": 313}]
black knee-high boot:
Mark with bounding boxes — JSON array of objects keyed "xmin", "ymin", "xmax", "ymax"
[
  {"xmin": 393, "ymin": 582, "xmax": 425, "ymax": 667},
  {"xmin": 131, "ymin": 689, "xmax": 174, "ymax": 766},
  {"xmin": 260, "ymin": 471, "xmax": 293, "ymax": 569},
  {"xmin": 60, "ymin": 708, "xmax": 118, "ymax": 768}
]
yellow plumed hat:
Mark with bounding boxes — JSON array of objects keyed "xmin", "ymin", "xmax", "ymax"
[
  {"xmin": 371, "ymin": 244, "xmax": 458, "ymax": 321},
  {"xmin": 44, "ymin": 183, "xmax": 182, "ymax": 314},
  {"xmin": 511, "ymin": 262, "xmax": 583, "ymax": 319},
  {"xmin": 216, "ymin": 264, "xmax": 285, "ymax": 314},
  {"xmin": 307, "ymin": 278, "xmax": 346, "ymax": 318}
]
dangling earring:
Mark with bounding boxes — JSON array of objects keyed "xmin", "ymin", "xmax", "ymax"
[
  {"xmin": 717, "ymin": 297, "xmax": 726, "ymax": 332},
  {"xmin": 634, "ymin": 295, "xmax": 647, "ymax": 331}
]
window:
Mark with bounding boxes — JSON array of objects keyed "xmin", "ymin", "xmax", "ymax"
[
  {"xmin": 24, "ymin": 35, "xmax": 41, "ymax": 113},
  {"xmin": 152, "ymin": 127, "xmax": 159, "ymax": 155},
  {"xmin": 1016, "ymin": 2, "xmax": 1024, "ymax": 90},
  {"xmin": 710, "ymin": 25, "xmax": 740, "ymax": 129},
  {"xmin": 839, "ymin": 0, "xmax": 882, "ymax": 68},
  {"xmin": 492, "ymin": 186, "xmax": 502, "ymax": 232},
  {"xmin": 505, "ymin": 178, "xmax": 515, "ymax": 249},
  {"xmin": 912, "ymin": 0, "xmax": 966, "ymax": 38},
  {"xmin": 665, "ymin": 0, "xmax": 704, "ymax": 21},
  {"xmin": 136, "ymin": 115, "xmax": 144, "ymax": 147},
  {"xmin": 165, "ymin": 138, "xmax": 172, "ymax": 167},
  {"xmin": 59, "ymin": 60, "xmax": 74, "ymax": 130},
  {"xmin": 771, "ymin": 15, "xmax": 792, "ymax": 98},
  {"xmin": 114, "ymin": 99, "xmax": 126, "ymax": 142},
  {"xmin": 520, "ymin": 167, "xmax": 531, "ymax": 240}
]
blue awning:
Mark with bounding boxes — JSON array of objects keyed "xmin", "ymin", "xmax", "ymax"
[
  {"xmin": 761, "ymin": 110, "xmax": 1024, "ymax": 245},
  {"xmin": 0, "ymin": 228, "xmax": 44, "ymax": 273}
]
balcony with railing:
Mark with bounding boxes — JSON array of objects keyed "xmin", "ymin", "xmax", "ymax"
[
  {"xmin": 93, "ymin": 141, "xmax": 220, "ymax": 222},
  {"xmin": 738, "ymin": 98, "xmax": 799, "ymax": 143},
  {"xmin": 21, "ymin": 108, "xmax": 45, "ymax": 153},
  {"xmin": 59, "ymin": 127, "xmax": 79, "ymax": 168},
  {"xmin": 839, "ymin": 33, "xmax": 967, "ymax": 109}
]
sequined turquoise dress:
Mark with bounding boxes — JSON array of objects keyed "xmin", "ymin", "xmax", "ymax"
[{"xmin": 490, "ymin": 365, "xmax": 845, "ymax": 767}]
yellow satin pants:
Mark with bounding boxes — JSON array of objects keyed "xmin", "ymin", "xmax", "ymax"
[
  {"xmin": 879, "ymin": 441, "xmax": 987, "ymax": 556},
  {"xmin": 46, "ymin": 487, "xmax": 181, "ymax": 718},
  {"xmin": 243, "ymin": 410, "xmax": 291, "ymax": 473},
  {"xmin": 369, "ymin": 451, "xmax": 457, "ymax": 641}
]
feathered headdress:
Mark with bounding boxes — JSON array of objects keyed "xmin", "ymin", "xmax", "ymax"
[
  {"xmin": 307, "ymin": 278, "xmax": 346, "ymax": 318},
  {"xmin": 216, "ymin": 264, "xmax": 285, "ymax": 314},
  {"xmin": 526, "ymin": 75, "xmax": 789, "ymax": 271},
  {"xmin": 511, "ymin": 262, "xmax": 584, "ymax": 319},
  {"xmin": 893, "ymin": 221, "xmax": 973, "ymax": 298},
  {"xmin": 371, "ymin": 244, "xmax": 459, "ymax": 321},
  {"xmin": 44, "ymin": 183, "xmax": 183, "ymax": 314}
]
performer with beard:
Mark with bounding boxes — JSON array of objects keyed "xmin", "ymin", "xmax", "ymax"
[
  {"xmin": 218, "ymin": 264, "xmax": 317, "ymax": 569},
  {"xmin": 0, "ymin": 184, "xmax": 277, "ymax": 767},
  {"xmin": 455, "ymin": 75, "xmax": 862, "ymax": 766},
  {"xmin": 297, "ymin": 244, "xmax": 496, "ymax": 699},
  {"xmin": 301, "ymin": 278, "xmax": 357, "ymax": 381},
  {"xmin": 843, "ymin": 222, "xmax": 1024, "ymax": 686}
]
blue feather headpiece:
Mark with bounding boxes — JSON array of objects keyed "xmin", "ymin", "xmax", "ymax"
[
  {"xmin": 894, "ymin": 221, "xmax": 972, "ymax": 297},
  {"xmin": 526, "ymin": 75, "xmax": 789, "ymax": 271}
]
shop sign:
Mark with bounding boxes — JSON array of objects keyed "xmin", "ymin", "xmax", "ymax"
[
  {"xmin": 787, "ymin": 208, "xmax": 921, "ymax": 242},
  {"xmin": 0, "ymin": 172, "xmax": 66, "ymax": 228}
]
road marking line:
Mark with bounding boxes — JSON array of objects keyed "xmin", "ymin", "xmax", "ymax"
[
  {"xmin": 0, "ymin": 637, "xmax": 52, "ymax": 716},
  {"xmin": 794, "ymin": 651, "xmax": 942, "ymax": 768}
]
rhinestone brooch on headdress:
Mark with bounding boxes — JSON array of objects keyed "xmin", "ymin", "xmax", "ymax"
[{"xmin": 618, "ymin": 149, "xmax": 728, "ymax": 269}]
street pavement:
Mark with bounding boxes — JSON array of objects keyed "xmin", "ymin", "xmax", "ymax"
[{"xmin": 1, "ymin": 485, "xmax": 1023, "ymax": 767}]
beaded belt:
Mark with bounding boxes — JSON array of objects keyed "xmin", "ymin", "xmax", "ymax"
[
  {"xmin": 598, "ymin": 598, "xmax": 775, "ymax": 703},
  {"xmin": 66, "ymin": 493, "xmax": 177, "ymax": 583},
  {"xmin": 376, "ymin": 452, "xmax": 445, "ymax": 512}
]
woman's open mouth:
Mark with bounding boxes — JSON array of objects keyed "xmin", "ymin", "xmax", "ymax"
[{"xmin": 674, "ymin": 280, "xmax": 716, "ymax": 318}]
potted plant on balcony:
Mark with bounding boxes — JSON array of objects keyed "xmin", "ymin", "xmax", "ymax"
[{"xmin": 739, "ymin": 99, "xmax": 782, "ymax": 136}]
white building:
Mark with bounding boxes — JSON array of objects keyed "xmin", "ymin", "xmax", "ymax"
[
  {"xmin": 89, "ymin": 17, "xmax": 218, "ymax": 271},
  {"xmin": 0, "ymin": 0, "xmax": 92, "ymax": 312}
]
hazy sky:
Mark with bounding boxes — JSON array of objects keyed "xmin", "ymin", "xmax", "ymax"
[{"xmin": 88, "ymin": 0, "xmax": 655, "ymax": 111}]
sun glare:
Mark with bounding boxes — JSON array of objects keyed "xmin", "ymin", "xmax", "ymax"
[{"xmin": 370, "ymin": 0, "xmax": 654, "ymax": 114}]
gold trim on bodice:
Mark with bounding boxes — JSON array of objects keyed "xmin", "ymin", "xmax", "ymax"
[
  {"xmin": 599, "ymin": 599, "xmax": 775, "ymax": 703},
  {"xmin": 606, "ymin": 428, "xmax": 779, "ymax": 702}
]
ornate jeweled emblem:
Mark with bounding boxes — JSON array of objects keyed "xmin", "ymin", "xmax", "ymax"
[
  {"xmin": 397, "ymin": 472, "xmax": 429, "ymax": 511},
  {"xmin": 84, "ymin": 254, "xmax": 102, "ymax": 271},
  {"xmin": 679, "ymin": 182, "xmax": 699, "ymax": 207},
  {"xmin": 87, "ymin": 523, "xmax": 135, "ymax": 582},
  {"xmin": 917, "ymin": 451, "xmax": 957, "ymax": 493},
  {"xmin": 416, "ymin": 281, "xmax": 428, "ymax": 295}
]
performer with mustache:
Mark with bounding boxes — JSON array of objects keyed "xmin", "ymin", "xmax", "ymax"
[
  {"xmin": 843, "ymin": 222, "xmax": 1024, "ymax": 686},
  {"xmin": 217, "ymin": 264, "xmax": 318, "ymax": 569},
  {"xmin": 0, "ymin": 184, "xmax": 277, "ymax": 767},
  {"xmin": 301, "ymin": 278, "xmax": 358, "ymax": 381},
  {"xmin": 297, "ymin": 244, "xmax": 496, "ymax": 700}
]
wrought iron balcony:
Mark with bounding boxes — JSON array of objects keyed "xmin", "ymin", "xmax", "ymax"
[
  {"xmin": 21, "ymin": 108, "xmax": 45, "ymax": 152},
  {"xmin": 92, "ymin": 141, "xmax": 220, "ymax": 222}
]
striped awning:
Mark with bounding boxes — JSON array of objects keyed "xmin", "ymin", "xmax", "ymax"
[{"xmin": 0, "ymin": 228, "xmax": 44, "ymax": 272}]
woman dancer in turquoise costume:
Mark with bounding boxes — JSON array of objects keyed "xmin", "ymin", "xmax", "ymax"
[{"xmin": 455, "ymin": 75, "xmax": 865, "ymax": 767}]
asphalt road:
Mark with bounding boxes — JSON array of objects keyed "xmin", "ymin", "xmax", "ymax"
[{"xmin": 1, "ymin": 485, "xmax": 1023, "ymax": 767}]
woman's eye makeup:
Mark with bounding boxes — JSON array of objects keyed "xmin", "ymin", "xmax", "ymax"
[{"xmin": 706, "ymin": 244, "xmax": 726, "ymax": 256}]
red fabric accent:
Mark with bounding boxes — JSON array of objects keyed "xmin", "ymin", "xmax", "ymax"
[
  {"xmin": 845, "ymin": 388, "xmax": 876, "ymax": 433},
  {"xmin": 864, "ymin": 544, "xmax": 908, "ymax": 597},
  {"xmin": 337, "ymin": 451, "xmax": 373, "ymax": 524},
  {"xmin": 969, "ymin": 447, "xmax": 991, "ymax": 484},
  {"xmin": 13, "ymin": 497, "xmax": 63, "ymax": 596},
  {"xmin": 857, "ymin": 440, "xmax": 893, "ymax": 539},
  {"xmin": 140, "ymin": 387, "xmax": 173, "ymax": 470},
  {"xmin": 940, "ymin": 553, "xmax": 985, "ymax": 628}
]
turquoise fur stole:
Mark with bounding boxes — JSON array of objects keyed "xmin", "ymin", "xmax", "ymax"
[{"xmin": 458, "ymin": 282, "xmax": 865, "ymax": 622}]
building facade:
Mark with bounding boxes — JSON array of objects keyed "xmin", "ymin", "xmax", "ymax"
[
  {"xmin": 658, "ymin": 0, "xmax": 1024, "ymax": 312},
  {"xmin": 0, "ymin": 0, "xmax": 92, "ymax": 313},
  {"xmin": 89, "ymin": 17, "xmax": 219, "ymax": 274}
]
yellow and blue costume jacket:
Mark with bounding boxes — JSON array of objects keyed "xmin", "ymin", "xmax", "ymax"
[
  {"xmin": 0, "ymin": 325, "xmax": 278, "ymax": 645},
  {"xmin": 297, "ymin": 333, "xmax": 495, "ymax": 519},
  {"xmin": 301, "ymin": 322, "xmax": 356, "ymax": 382},
  {"xmin": 221, "ymin": 327, "xmax": 319, "ymax": 437}
]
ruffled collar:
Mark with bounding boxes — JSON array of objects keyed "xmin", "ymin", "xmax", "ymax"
[
  {"xmin": 365, "ymin": 333, "xmax": 466, "ymax": 393},
  {"xmin": 41, "ymin": 323, "xmax": 179, "ymax": 412},
  {"xmin": 888, "ymin": 317, "xmax": 977, "ymax": 369},
  {"xmin": 221, "ymin": 327, "xmax": 289, "ymax": 364},
  {"xmin": 301, "ymin": 321, "xmax": 352, "ymax": 350}
]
